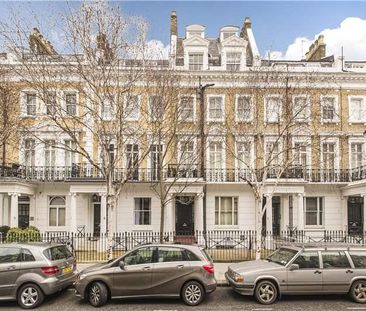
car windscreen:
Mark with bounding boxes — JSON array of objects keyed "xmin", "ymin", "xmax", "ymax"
[
  {"xmin": 266, "ymin": 248, "xmax": 298, "ymax": 266},
  {"xmin": 43, "ymin": 245, "xmax": 73, "ymax": 261}
]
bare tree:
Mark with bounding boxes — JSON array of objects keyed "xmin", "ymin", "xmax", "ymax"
[
  {"xmin": 0, "ymin": 2, "xmax": 157, "ymax": 258},
  {"xmin": 225, "ymin": 65, "xmax": 337, "ymax": 259},
  {"xmin": 141, "ymin": 68, "xmax": 201, "ymax": 238}
]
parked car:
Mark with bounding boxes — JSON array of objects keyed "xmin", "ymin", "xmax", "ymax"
[
  {"xmin": 226, "ymin": 244, "xmax": 366, "ymax": 304},
  {"xmin": 74, "ymin": 243, "xmax": 216, "ymax": 307},
  {"xmin": 0, "ymin": 243, "xmax": 77, "ymax": 309}
]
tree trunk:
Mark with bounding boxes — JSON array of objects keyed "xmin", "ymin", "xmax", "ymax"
[
  {"xmin": 106, "ymin": 177, "xmax": 116, "ymax": 261},
  {"xmin": 255, "ymin": 197, "xmax": 263, "ymax": 260},
  {"xmin": 159, "ymin": 201, "xmax": 165, "ymax": 242}
]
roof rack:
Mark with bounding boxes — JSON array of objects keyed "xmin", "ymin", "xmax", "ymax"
[{"xmin": 277, "ymin": 242, "xmax": 366, "ymax": 250}]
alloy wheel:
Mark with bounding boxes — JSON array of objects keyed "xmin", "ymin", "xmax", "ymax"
[
  {"xmin": 258, "ymin": 283, "xmax": 275, "ymax": 303},
  {"xmin": 89, "ymin": 284, "xmax": 101, "ymax": 305},
  {"xmin": 354, "ymin": 282, "xmax": 366, "ymax": 302},
  {"xmin": 185, "ymin": 284, "xmax": 202, "ymax": 304},
  {"xmin": 21, "ymin": 287, "xmax": 38, "ymax": 307}
]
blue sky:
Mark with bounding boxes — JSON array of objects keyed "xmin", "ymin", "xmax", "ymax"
[{"xmin": 1, "ymin": 1, "xmax": 366, "ymax": 60}]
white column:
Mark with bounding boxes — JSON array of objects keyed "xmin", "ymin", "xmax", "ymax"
[
  {"xmin": 363, "ymin": 195, "xmax": 366, "ymax": 233},
  {"xmin": 297, "ymin": 194, "xmax": 304, "ymax": 230},
  {"xmin": 341, "ymin": 196, "xmax": 348, "ymax": 231},
  {"xmin": 266, "ymin": 195, "xmax": 273, "ymax": 234},
  {"xmin": 9, "ymin": 193, "xmax": 19, "ymax": 228},
  {"xmin": 195, "ymin": 193, "xmax": 204, "ymax": 232},
  {"xmin": 282, "ymin": 195, "xmax": 289, "ymax": 231},
  {"xmin": 3, "ymin": 195, "xmax": 9, "ymax": 226},
  {"xmin": 164, "ymin": 195, "xmax": 174, "ymax": 232},
  {"xmin": 0, "ymin": 194, "xmax": 3, "ymax": 226},
  {"xmin": 100, "ymin": 194, "xmax": 107, "ymax": 234},
  {"xmin": 69, "ymin": 192, "xmax": 77, "ymax": 233}
]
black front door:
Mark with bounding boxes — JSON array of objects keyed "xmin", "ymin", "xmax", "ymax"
[
  {"xmin": 175, "ymin": 197, "xmax": 194, "ymax": 235},
  {"xmin": 272, "ymin": 196, "xmax": 281, "ymax": 235},
  {"xmin": 18, "ymin": 196, "xmax": 30, "ymax": 229},
  {"xmin": 93, "ymin": 203, "xmax": 101, "ymax": 236},
  {"xmin": 348, "ymin": 196, "xmax": 364, "ymax": 235}
]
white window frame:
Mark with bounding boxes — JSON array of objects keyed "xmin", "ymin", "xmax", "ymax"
[
  {"xmin": 304, "ymin": 197, "xmax": 324, "ymax": 228},
  {"xmin": 124, "ymin": 94, "xmax": 141, "ymax": 121},
  {"xmin": 149, "ymin": 95, "xmax": 164, "ymax": 122},
  {"xmin": 348, "ymin": 138, "xmax": 365, "ymax": 170},
  {"xmin": 226, "ymin": 51, "xmax": 242, "ymax": 71},
  {"xmin": 320, "ymin": 137, "xmax": 340, "ymax": 170},
  {"xmin": 264, "ymin": 136, "xmax": 283, "ymax": 167},
  {"xmin": 178, "ymin": 137, "xmax": 197, "ymax": 167},
  {"xmin": 188, "ymin": 52, "xmax": 204, "ymax": 71},
  {"xmin": 207, "ymin": 94, "xmax": 225, "ymax": 122},
  {"xmin": 64, "ymin": 140, "xmax": 77, "ymax": 167},
  {"xmin": 320, "ymin": 95, "xmax": 339, "ymax": 123},
  {"xmin": 44, "ymin": 90, "xmax": 58, "ymax": 116},
  {"xmin": 20, "ymin": 90, "xmax": 38, "ymax": 117},
  {"xmin": 348, "ymin": 96, "xmax": 366, "ymax": 124},
  {"xmin": 214, "ymin": 196, "xmax": 238, "ymax": 226},
  {"xmin": 63, "ymin": 90, "xmax": 79, "ymax": 117},
  {"xmin": 23, "ymin": 138, "xmax": 36, "ymax": 166},
  {"xmin": 235, "ymin": 136, "xmax": 255, "ymax": 170},
  {"xmin": 206, "ymin": 138, "xmax": 226, "ymax": 171},
  {"xmin": 100, "ymin": 94, "xmax": 116, "ymax": 121},
  {"xmin": 265, "ymin": 95, "xmax": 282, "ymax": 123},
  {"xmin": 48, "ymin": 196, "xmax": 66, "ymax": 227},
  {"xmin": 134, "ymin": 197, "xmax": 151, "ymax": 226},
  {"xmin": 178, "ymin": 95, "xmax": 196, "ymax": 122},
  {"xmin": 293, "ymin": 95, "xmax": 311, "ymax": 123},
  {"xmin": 292, "ymin": 137, "xmax": 311, "ymax": 169},
  {"xmin": 44, "ymin": 140, "xmax": 56, "ymax": 167},
  {"xmin": 235, "ymin": 94, "xmax": 253, "ymax": 122}
]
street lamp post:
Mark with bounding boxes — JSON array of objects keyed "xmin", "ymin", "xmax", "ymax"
[{"xmin": 198, "ymin": 77, "xmax": 214, "ymax": 233}]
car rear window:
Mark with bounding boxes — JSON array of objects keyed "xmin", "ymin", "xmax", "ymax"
[
  {"xmin": 201, "ymin": 248, "xmax": 213, "ymax": 262},
  {"xmin": 43, "ymin": 245, "xmax": 73, "ymax": 261},
  {"xmin": 184, "ymin": 250, "xmax": 201, "ymax": 261}
]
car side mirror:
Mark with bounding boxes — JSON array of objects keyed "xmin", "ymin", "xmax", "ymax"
[
  {"xmin": 119, "ymin": 260, "xmax": 125, "ymax": 270},
  {"xmin": 289, "ymin": 263, "xmax": 299, "ymax": 271}
]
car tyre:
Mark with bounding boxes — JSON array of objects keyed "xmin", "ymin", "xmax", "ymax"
[
  {"xmin": 181, "ymin": 280, "xmax": 205, "ymax": 306},
  {"xmin": 17, "ymin": 283, "xmax": 44, "ymax": 309},
  {"xmin": 87, "ymin": 281, "xmax": 108, "ymax": 307},
  {"xmin": 255, "ymin": 280, "xmax": 278, "ymax": 305},
  {"xmin": 350, "ymin": 280, "xmax": 366, "ymax": 303}
]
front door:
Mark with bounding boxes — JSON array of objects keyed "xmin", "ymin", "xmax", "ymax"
[
  {"xmin": 272, "ymin": 196, "xmax": 281, "ymax": 236},
  {"xmin": 175, "ymin": 197, "xmax": 194, "ymax": 236},
  {"xmin": 18, "ymin": 196, "xmax": 30, "ymax": 229},
  {"xmin": 93, "ymin": 203, "xmax": 101, "ymax": 236},
  {"xmin": 348, "ymin": 197, "xmax": 363, "ymax": 235}
]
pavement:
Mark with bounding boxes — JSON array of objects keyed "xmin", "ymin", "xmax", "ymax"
[{"xmin": 77, "ymin": 262, "xmax": 231, "ymax": 285}]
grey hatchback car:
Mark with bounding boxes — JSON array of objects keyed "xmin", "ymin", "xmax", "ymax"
[
  {"xmin": 0, "ymin": 243, "xmax": 77, "ymax": 309},
  {"xmin": 226, "ymin": 245, "xmax": 366, "ymax": 304},
  {"xmin": 74, "ymin": 244, "xmax": 216, "ymax": 307}
]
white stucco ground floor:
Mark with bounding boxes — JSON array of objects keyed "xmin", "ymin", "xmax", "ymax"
[{"xmin": 0, "ymin": 180, "xmax": 365, "ymax": 237}]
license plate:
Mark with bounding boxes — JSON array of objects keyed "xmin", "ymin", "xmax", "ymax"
[{"xmin": 63, "ymin": 266, "xmax": 72, "ymax": 274}]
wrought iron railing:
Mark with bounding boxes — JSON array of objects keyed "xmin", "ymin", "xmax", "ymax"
[{"xmin": 0, "ymin": 163, "xmax": 365, "ymax": 183}]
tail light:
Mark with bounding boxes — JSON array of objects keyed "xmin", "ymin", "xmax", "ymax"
[
  {"xmin": 41, "ymin": 266, "xmax": 60, "ymax": 276},
  {"xmin": 203, "ymin": 264, "xmax": 214, "ymax": 274}
]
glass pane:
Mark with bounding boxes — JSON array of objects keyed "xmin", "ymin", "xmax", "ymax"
[
  {"xmin": 58, "ymin": 208, "xmax": 66, "ymax": 226},
  {"xmin": 293, "ymin": 252, "xmax": 319, "ymax": 269},
  {"xmin": 0, "ymin": 247, "xmax": 21, "ymax": 263},
  {"xmin": 322, "ymin": 251, "xmax": 351, "ymax": 268},
  {"xmin": 157, "ymin": 247, "xmax": 184, "ymax": 262},
  {"xmin": 124, "ymin": 247, "xmax": 153, "ymax": 266},
  {"xmin": 349, "ymin": 251, "xmax": 366, "ymax": 268},
  {"xmin": 49, "ymin": 208, "xmax": 57, "ymax": 226}
]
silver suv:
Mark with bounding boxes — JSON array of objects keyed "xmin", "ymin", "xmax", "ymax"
[
  {"xmin": 226, "ymin": 245, "xmax": 366, "ymax": 304},
  {"xmin": 0, "ymin": 243, "xmax": 77, "ymax": 309},
  {"xmin": 74, "ymin": 244, "xmax": 216, "ymax": 307}
]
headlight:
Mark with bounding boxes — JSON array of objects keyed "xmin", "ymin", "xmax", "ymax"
[{"xmin": 233, "ymin": 272, "xmax": 244, "ymax": 283}]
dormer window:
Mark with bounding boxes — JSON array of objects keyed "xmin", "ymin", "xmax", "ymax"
[
  {"xmin": 226, "ymin": 52, "xmax": 241, "ymax": 71},
  {"xmin": 223, "ymin": 32, "xmax": 236, "ymax": 40},
  {"xmin": 188, "ymin": 53, "xmax": 203, "ymax": 70}
]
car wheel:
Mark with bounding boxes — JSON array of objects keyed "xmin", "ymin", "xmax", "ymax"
[
  {"xmin": 255, "ymin": 280, "xmax": 278, "ymax": 305},
  {"xmin": 350, "ymin": 280, "xmax": 366, "ymax": 303},
  {"xmin": 87, "ymin": 282, "xmax": 108, "ymax": 307},
  {"xmin": 17, "ymin": 283, "xmax": 44, "ymax": 309},
  {"xmin": 181, "ymin": 280, "xmax": 205, "ymax": 306}
]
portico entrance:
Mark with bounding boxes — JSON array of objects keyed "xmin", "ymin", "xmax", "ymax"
[
  {"xmin": 348, "ymin": 196, "xmax": 364, "ymax": 235},
  {"xmin": 175, "ymin": 196, "xmax": 194, "ymax": 236}
]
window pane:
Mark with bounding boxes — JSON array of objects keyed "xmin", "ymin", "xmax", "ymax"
[
  {"xmin": 293, "ymin": 252, "xmax": 319, "ymax": 269},
  {"xmin": 349, "ymin": 251, "xmax": 366, "ymax": 268},
  {"xmin": 58, "ymin": 208, "xmax": 66, "ymax": 226},
  {"xmin": 157, "ymin": 247, "xmax": 184, "ymax": 262},
  {"xmin": 124, "ymin": 247, "xmax": 153, "ymax": 266},
  {"xmin": 49, "ymin": 208, "xmax": 57, "ymax": 226},
  {"xmin": 322, "ymin": 251, "xmax": 351, "ymax": 269},
  {"xmin": 0, "ymin": 247, "xmax": 21, "ymax": 263}
]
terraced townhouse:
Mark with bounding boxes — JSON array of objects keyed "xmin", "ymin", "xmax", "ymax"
[{"xmin": 0, "ymin": 11, "xmax": 365, "ymax": 240}]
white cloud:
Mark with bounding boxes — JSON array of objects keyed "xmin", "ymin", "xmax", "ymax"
[
  {"xmin": 266, "ymin": 17, "xmax": 366, "ymax": 61},
  {"xmin": 144, "ymin": 40, "xmax": 170, "ymax": 60}
]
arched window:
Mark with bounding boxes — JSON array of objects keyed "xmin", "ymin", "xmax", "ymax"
[{"xmin": 49, "ymin": 196, "xmax": 66, "ymax": 227}]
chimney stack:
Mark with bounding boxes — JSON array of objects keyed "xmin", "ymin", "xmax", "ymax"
[
  {"xmin": 305, "ymin": 35, "xmax": 326, "ymax": 61},
  {"xmin": 170, "ymin": 11, "xmax": 177, "ymax": 36}
]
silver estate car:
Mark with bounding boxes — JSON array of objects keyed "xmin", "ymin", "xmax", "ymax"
[
  {"xmin": 74, "ymin": 244, "xmax": 216, "ymax": 307},
  {"xmin": 226, "ymin": 245, "xmax": 366, "ymax": 305},
  {"xmin": 0, "ymin": 243, "xmax": 77, "ymax": 309}
]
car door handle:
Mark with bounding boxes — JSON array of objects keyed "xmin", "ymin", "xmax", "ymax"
[
  {"xmin": 314, "ymin": 270, "xmax": 322, "ymax": 274},
  {"xmin": 7, "ymin": 265, "xmax": 16, "ymax": 270},
  {"xmin": 176, "ymin": 265, "xmax": 184, "ymax": 269},
  {"xmin": 346, "ymin": 269, "xmax": 354, "ymax": 274},
  {"xmin": 142, "ymin": 266, "xmax": 151, "ymax": 271}
]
